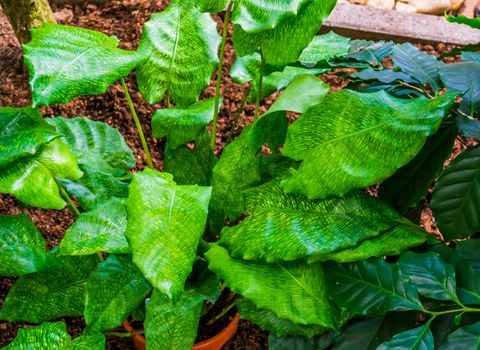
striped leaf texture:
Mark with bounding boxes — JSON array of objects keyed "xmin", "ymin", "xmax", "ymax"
[
  {"xmin": 431, "ymin": 146, "xmax": 480, "ymax": 240},
  {"xmin": 136, "ymin": 1, "xmax": 221, "ymax": 106},
  {"xmin": 125, "ymin": 170, "xmax": 211, "ymax": 301},
  {"xmin": 282, "ymin": 91, "xmax": 456, "ymax": 200},
  {"xmin": 23, "ymin": 24, "xmax": 142, "ymax": 106},
  {"xmin": 196, "ymin": 0, "xmax": 228, "ymax": 12}
]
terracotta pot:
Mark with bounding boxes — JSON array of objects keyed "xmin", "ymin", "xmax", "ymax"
[{"xmin": 122, "ymin": 313, "xmax": 240, "ymax": 350}]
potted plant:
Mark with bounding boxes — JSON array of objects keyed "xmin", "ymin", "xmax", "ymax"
[{"xmin": 1, "ymin": 0, "xmax": 480, "ymax": 349}]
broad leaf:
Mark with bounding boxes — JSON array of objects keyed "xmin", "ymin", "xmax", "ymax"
[
  {"xmin": 299, "ymin": 32, "xmax": 350, "ymax": 66},
  {"xmin": 206, "ymin": 245, "xmax": 341, "ymax": 329},
  {"xmin": 220, "ymin": 171, "xmax": 428, "ymax": 262},
  {"xmin": 85, "ymin": 255, "xmax": 152, "ymax": 333},
  {"xmin": 0, "ymin": 254, "xmax": 98, "ymax": 322},
  {"xmin": 125, "ymin": 169, "xmax": 211, "ymax": 301},
  {"xmin": 463, "ymin": 52, "xmax": 480, "ymax": 63},
  {"xmin": 0, "ymin": 106, "xmax": 56, "ymax": 167},
  {"xmin": 431, "ymin": 146, "xmax": 480, "ymax": 240},
  {"xmin": 230, "ymin": 53, "xmax": 261, "ymax": 84},
  {"xmin": 447, "ymin": 15, "xmax": 480, "ymax": 29},
  {"xmin": 59, "ymin": 198, "xmax": 129, "ymax": 255},
  {"xmin": 440, "ymin": 62, "xmax": 480, "ymax": 116},
  {"xmin": 377, "ymin": 324, "xmax": 434, "ymax": 350},
  {"xmin": 197, "ymin": 0, "xmax": 228, "ymax": 12},
  {"xmin": 380, "ymin": 123, "xmax": 457, "ymax": 213},
  {"xmin": 268, "ymin": 333, "xmax": 335, "ymax": 350},
  {"xmin": 440, "ymin": 321, "xmax": 480, "ymax": 349},
  {"xmin": 136, "ymin": 1, "xmax": 221, "ymax": 106},
  {"xmin": 23, "ymin": 24, "xmax": 142, "ymax": 106},
  {"xmin": 457, "ymin": 239, "xmax": 480, "ymax": 272},
  {"xmin": 282, "ymin": 91, "xmax": 455, "ymax": 199},
  {"xmin": 391, "ymin": 43, "xmax": 443, "ymax": 89},
  {"xmin": 152, "ymin": 98, "xmax": 216, "ymax": 149},
  {"xmin": 325, "ymin": 259, "xmax": 424, "ymax": 316},
  {"xmin": 66, "ymin": 334, "xmax": 106, "ymax": 350},
  {"xmin": 352, "ymin": 68, "xmax": 416, "ymax": 84},
  {"xmin": 238, "ymin": 299, "xmax": 327, "ymax": 337},
  {"xmin": 397, "ymin": 252, "xmax": 459, "ymax": 302},
  {"xmin": 0, "ymin": 214, "xmax": 49, "ymax": 276},
  {"xmin": 457, "ymin": 115, "xmax": 480, "ymax": 139}
]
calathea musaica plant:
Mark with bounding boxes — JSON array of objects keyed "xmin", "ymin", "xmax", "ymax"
[{"xmin": 1, "ymin": 0, "xmax": 480, "ymax": 348}]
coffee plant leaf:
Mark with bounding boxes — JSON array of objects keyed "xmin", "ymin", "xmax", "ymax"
[
  {"xmin": 269, "ymin": 333, "xmax": 335, "ymax": 350},
  {"xmin": 456, "ymin": 239, "xmax": 480, "ymax": 273},
  {"xmin": 439, "ymin": 321, "xmax": 480, "ymax": 350},
  {"xmin": 457, "ymin": 115, "xmax": 480, "ymax": 139},
  {"xmin": 377, "ymin": 324, "xmax": 434, "ymax": 350}
]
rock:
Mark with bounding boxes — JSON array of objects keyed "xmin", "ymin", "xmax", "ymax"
[
  {"xmin": 450, "ymin": 0, "xmax": 465, "ymax": 11},
  {"xmin": 53, "ymin": 8, "xmax": 74, "ymax": 22},
  {"xmin": 366, "ymin": 0, "xmax": 395, "ymax": 9},
  {"xmin": 348, "ymin": 0, "xmax": 368, "ymax": 4},
  {"xmin": 395, "ymin": 2, "xmax": 418, "ymax": 12},
  {"xmin": 397, "ymin": 0, "xmax": 451, "ymax": 14}
]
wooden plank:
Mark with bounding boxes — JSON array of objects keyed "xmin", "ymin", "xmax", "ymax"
[{"xmin": 321, "ymin": 2, "xmax": 480, "ymax": 45}]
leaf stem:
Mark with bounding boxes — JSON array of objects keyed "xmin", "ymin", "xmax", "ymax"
[
  {"xmin": 227, "ymin": 84, "xmax": 251, "ymax": 143},
  {"xmin": 121, "ymin": 77, "xmax": 154, "ymax": 169},
  {"xmin": 254, "ymin": 53, "xmax": 264, "ymax": 122},
  {"xmin": 57, "ymin": 180, "xmax": 80, "ymax": 217},
  {"xmin": 400, "ymin": 82, "xmax": 433, "ymax": 99},
  {"xmin": 210, "ymin": 0, "xmax": 234, "ymax": 151},
  {"xmin": 104, "ymin": 331, "xmax": 133, "ymax": 338},
  {"xmin": 425, "ymin": 306, "xmax": 480, "ymax": 317},
  {"xmin": 206, "ymin": 296, "xmax": 241, "ymax": 325}
]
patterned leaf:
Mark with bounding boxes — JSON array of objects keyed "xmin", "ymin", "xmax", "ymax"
[
  {"xmin": 282, "ymin": 91, "xmax": 456, "ymax": 199},
  {"xmin": 197, "ymin": 0, "xmax": 228, "ymax": 12},
  {"xmin": 440, "ymin": 321, "xmax": 480, "ymax": 350},
  {"xmin": 125, "ymin": 169, "xmax": 211, "ymax": 301},
  {"xmin": 0, "ymin": 254, "xmax": 98, "ymax": 323},
  {"xmin": 0, "ymin": 214, "xmax": 49, "ymax": 276},
  {"xmin": 431, "ymin": 146, "xmax": 480, "ymax": 240},
  {"xmin": 377, "ymin": 324, "xmax": 434, "ymax": 350},
  {"xmin": 447, "ymin": 15, "xmax": 480, "ymax": 29},
  {"xmin": 59, "ymin": 198, "xmax": 129, "ymax": 256},
  {"xmin": 23, "ymin": 24, "xmax": 142, "ymax": 106},
  {"xmin": 136, "ymin": 1, "xmax": 221, "ymax": 106},
  {"xmin": 325, "ymin": 259, "xmax": 424, "ymax": 316},
  {"xmin": 85, "ymin": 255, "xmax": 152, "ymax": 333},
  {"xmin": 299, "ymin": 32, "xmax": 350, "ymax": 66},
  {"xmin": 206, "ymin": 245, "xmax": 342, "ymax": 329}
]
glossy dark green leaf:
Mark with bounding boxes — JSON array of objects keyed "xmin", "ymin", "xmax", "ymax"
[
  {"xmin": 392, "ymin": 43, "xmax": 444, "ymax": 89},
  {"xmin": 196, "ymin": 0, "xmax": 227, "ymax": 12},
  {"xmin": 238, "ymin": 299, "xmax": 327, "ymax": 337},
  {"xmin": 0, "ymin": 254, "xmax": 98, "ymax": 322},
  {"xmin": 220, "ymin": 171, "xmax": 428, "ymax": 262},
  {"xmin": 456, "ymin": 239, "xmax": 480, "ymax": 273},
  {"xmin": 457, "ymin": 115, "xmax": 480, "ymax": 139},
  {"xmin": 282, "ymin": 91, "xmax": 456, "ymax": 199},
  {"xmin": 0, "ymin": 214, "xmax": 49, "ymax": 276},
  {"xmin": 352, "ymin": 68, "xmax": 416, "ymax": 84},
  {"xmin": 397, "ymin": 252, "xmax": 459, "ymax": 302},
  {"xmin": 431, "ymin": 314, "xmax": 457, "ymax": 348},
  {"xmin": 136, "ymin": 1, "xmax": 221, "ymax": 106},
  {"xmin": 440, "ymin": 321, "xmax": 480, "ymax": 349},
  {"xmin": 431, "ymin": 146, "xmax": 480, "ymax": 240},
  {"xmin": 447, "ymin": 15, "xmax": 480, "ymax": 29},
  {"xmin": 144, "ymin": 288, "xmax": 205, "ymax": 350},
  {"xmin": 47, "ymin": 116, "xmax": 136, "ymax": 176},
  {"xmin": 206, "ymin": 245, "xmax": 341, "ymax": 329},
  {"xmin": 233, "ymin": 0, "xmax": 337, "ymax": 70},
  {"xmin": 268, "ymin": 333, "xmax": 335, "ymax": 350},
  {"xmin": 377, "ymin": 324, "xmax": 434, "ymax": 350},
  {"xmin": 23, "ymin": 24, "xmax": 142, "ymax": 106},
  {"xmin": 380, "ymin": 123, "xmax": 457, "ymax": 213},
  {"xmin": 85, "ymin": 255, "xmax": 152, "ymax": 333},
  {"xmin": 299, "ymin": 32, "xmax": 350, "ymax": 66},
  {"xmin": 325, "ymin": 259, "xmax": 424, "ymax": 316},
  {"xmin": 59, "ymin": 198, "xmax": 129, "ymax": 256},
  {"xmin": 152, "ymin": 98, "xmax": 216, "ymax": 149},
  {"xmin": 0, "ymin": 106, "xmax": 56, "ymax": 167},
  {"xmin": 440, "ymin": 62, "xmax": 480, "ymax": 116},
  {"xmin": 125, "ymin": 169, "xmax": 211, "ymax": 301}
]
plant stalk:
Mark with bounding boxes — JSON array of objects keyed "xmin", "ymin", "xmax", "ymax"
[
  {"xmin": 206, "ymin": 297, "xmax": 241, "ymax": 325},
  {"xmin": 254, "ymin": 54, "xmax": 264, "ymax": 121},
  {"xmin": 57, "ymin": 181, "xmax": 81, "ymax": 217},
  {"xmin": 210, "ymin": 0, "xmax": 234, "ymax": 151},
  {"xmin": 121, "ymin": 78, "xmax": 154, "ymax": 169}
]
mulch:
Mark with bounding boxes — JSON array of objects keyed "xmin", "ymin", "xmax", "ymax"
[{"xmin": 0, "ymin": 0, "xmax": 474, "ymax": 349}]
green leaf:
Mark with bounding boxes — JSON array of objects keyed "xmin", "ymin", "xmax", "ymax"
[
  {"xmin": 137, "ymin": 2, "xmax": 221, "ymax": 106},
  {"xmin": 59, "ymin": 198, "xmax": 129, "ymax": 255},
  {"xmin": 269, "ymin": 333, "xmax": 335, "ymax": 350},
  {"xmin": 196, "ymin": 0, "xmax": 227, "ymax": 12},
  {"xmin": 440, "ymin": 62, "xmax": 480, "ymax": 116},
  {"xmin": 397, "ymin": 252, "xmax": 459, "ymax": 302},
  {"xmin": 230, "ymin": 53, "xmax": 261, "ymax": 84},
  {"xmin": 2, "ymin": 322, "xmax": 71, "ymax": 349},
  {"xmin": 0, "ymin": 106, "xmax": 57, "ymax": 167},
  {"xmin": 380, "ymin": 123, "xmax": 457, "ymax": 213},
  {"xmin": 352, "ymin": 68, "xmax": 416, "ymax": 84},
  {"xmin": 457, "ymin": 115, "xmax": 480, "ymax": 139},
  {"xmin": 233, "ymin": 0, "xmax": 337, "ymax": 70},
  {"xmin": 325, "ymin": 259, "xmax": 424, "ymax": 316},
  {"xmin": 152, "ymin": 98, "xmax": 216, "ymax": 149},
  {"xmin": 0, "ymin": 254, "xmax": 98, "ymax": 323},
  {"xmin": 440, "ymin": 321, "xmax": 480, "ymax": 349},
  {"xmin": 65, "ymin": 334, "xmax": 106, "ymax": 350},
  {"xmin": 238, "ymin": 299, "xmax": 327, "ymax": 337},
  {"xmin": 125, "ymin": 169, "xmax": 211, "ymax": 301},
  {"xmin": 282, "ymin": 91, "xmax": 456, "ymax": 199},
  {"xmin": 47, "ymin": 116, "xmax": 136, "ymax": 176},
  {"xmin": 0, "ymin": 214, "xmax": 50, "ymax": 276},
  {"xmin": 463, "ymin": 52, "xmax": 480, "ymax": 63},
  {"xmin": 220, "ymin": 171, "xmax": 428, "ymax": 262},
  {"xmin": 232, "ymin": 0, "xmax": 313, "ymax": 33},
  {"xmin": 0, "ymin": 138, "xmax": 83, "ymax": 209},
  {"xmin": 447, "ymin": 15, "xmax": 480, "ymax": 29},
  {"xmin": 391, "ymin": 43, "xmax": 444, "ymax": 90},
  {"xmin": 144, "ymin": 288, "xmax": 205, "ymax": 350},
  {"xmin": 431, "ymin": 146, "xmax": 480, "ymax": 240},
  {"xmin": 299, "ymin": 32, "xmax": 351, "ymax": 66},
  {"xmin": 377, "ymin": 324, "xmax": 434, "ymax": 350},
  {"xmin": 206, "ymin": 245, "xmax": 341, "ymax": 328},
  {"xmin": 23, "ymin": 24, "xmax": 142, "ymax": 106},
  {"xmin": 85, "ymin": 255, "xmax": 152, "ymax": 333},
  {"xmin": 457, "ymin": 239, "xmax": 480, "ymax": 272}
]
